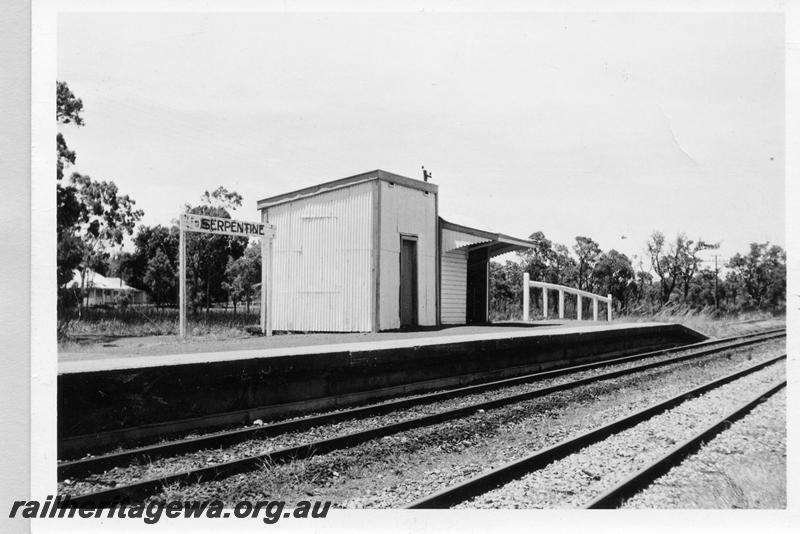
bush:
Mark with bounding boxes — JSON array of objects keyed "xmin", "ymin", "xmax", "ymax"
[
  {"xmin": 60, "ymin": 305, "xmax": 261, "ymax": 338},
  {"xmin": 114, "ymin": 293, "xmax": 131, "ymax": 309}
]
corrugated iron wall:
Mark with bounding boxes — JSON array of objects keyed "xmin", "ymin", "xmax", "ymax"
[
  {"xmin": 379, "ymin": 181, "xmax": 437, "ymax": 329},
  {"xmin": 266, "ymin": 182, "xmax": 374, "ymax": 332},
  {"xmin": 440, "ymin": 248, "xmax": 467, "ymax": 324}
]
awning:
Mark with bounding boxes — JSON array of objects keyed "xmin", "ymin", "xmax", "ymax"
[{"xmin": 440, "ymin": 218, "xmax": 535, "ymax": 258}]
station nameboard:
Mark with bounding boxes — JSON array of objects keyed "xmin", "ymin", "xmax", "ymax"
[
  {"xmin": 178, "ymin": 211, "xmax": 276, "ymax": 339},
  {"xmin": 180, "ymin": 213, "xmax": 274, "ymax": 237}
]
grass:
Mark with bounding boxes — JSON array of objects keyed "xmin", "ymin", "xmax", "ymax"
[
  {"xmin": 698, "ymin": 460, "xmax": 786, "ymax": 509},
  {"xmin": 611, "ymin": 305, "xmax": 783, "ymax": 338},
  {"xmin": 493, "ymin": 294, "xmax": 784, "ymax": 339},
  {"xmin": 59, "ymin": 306, "xmax": 260, "ymax": 340},
  {"xmin": 637, "ymin": 390, "xmax": 787, "ymax": 509}
]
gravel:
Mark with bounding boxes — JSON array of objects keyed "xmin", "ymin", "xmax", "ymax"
[
  {"xmin": 455, "ymin": 362, "xmax": 784, "ymax": 508},
  {"xmin": 622, "ymin": 388, "xmax": 786, "ymax": 509},
  {"xmin": 62, "ymin": 340, "xmax": 784, "ymax": 505}
]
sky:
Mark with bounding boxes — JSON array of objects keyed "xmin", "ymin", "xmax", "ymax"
[{"xmin": 57, "ymin": 11, "xmax": 784, "ymax": 268}]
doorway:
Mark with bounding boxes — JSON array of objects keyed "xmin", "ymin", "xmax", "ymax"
[
  {"xmin": 466, "ymin": 247, "xmax": 489, "ymax": 324},
  {"xmin": 399, "ymin": 236, "xmax": 418, "ymax": 327}
]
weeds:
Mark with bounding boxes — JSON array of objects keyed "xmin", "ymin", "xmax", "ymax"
[
  {"xmin": 612, "ymin": 306, "xmax": 781, "ymax": 338},
  {"xmin": 59, "ymin": 306, "xmax": 260, "ymax": 339}
]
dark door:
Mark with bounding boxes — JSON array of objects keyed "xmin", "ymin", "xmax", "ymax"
[
  {"xmin": 466, "ymin": 248, "xmax": 489, "ymax": 324},
  {"xmin": 399, "ymin": 237, "xmax": 418, "ymax": 327}
]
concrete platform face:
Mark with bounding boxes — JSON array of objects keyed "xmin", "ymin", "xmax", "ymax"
[
  {"xmin": 62, "ymin": 322, "xmax": 667, "ymax": 373},
  {"xmin": 57, "ymin": 322, "xmax": 706, "ymax": 446}
]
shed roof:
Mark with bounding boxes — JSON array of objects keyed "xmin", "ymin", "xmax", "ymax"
[
  {"xmin": 257, "ymin": 169, "xmax": 438, "ymax": 209},
  {"xmin": 440, "ymin": 218, "xmax": 535, "ymax": 258},
  {"xmin": 68, "ymin": 269, "xmax": 143, "ymax": 292}
]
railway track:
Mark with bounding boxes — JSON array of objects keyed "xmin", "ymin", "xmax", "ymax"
[
  {"xmin": 59, "ymin": 328, "xmax": 784, "ymax": 505},
  {"xmin": 61, "ymin": 328, "xmax": 784, "ymax": 461},
  {"xmin": 403, "ymin": 356, "xmax": 785, "ymax": 509},
  {"xmin": 582, "ymin": 379, "xmax": 784, "ymax": 509},
  {"xmin": 60, "ymin": 328, "xmax": 783, "ymax": 474}
]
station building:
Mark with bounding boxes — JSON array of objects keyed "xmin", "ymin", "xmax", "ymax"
[{"xmin": 257, "ymin": 170, "xmax": 534, "ymax": 332}]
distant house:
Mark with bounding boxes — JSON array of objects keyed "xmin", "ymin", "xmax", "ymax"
[{"xmin": 68, "ymin": 269, "xmax": 151, "ymax": 306}]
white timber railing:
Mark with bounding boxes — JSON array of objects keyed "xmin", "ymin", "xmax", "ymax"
[{"xmin": 522, "ymin": 272, "xmax": 612, "ymax": 322}]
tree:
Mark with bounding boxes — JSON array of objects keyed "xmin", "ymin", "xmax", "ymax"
[
  {"xmin": 56, "ymin": 81, "xmax": 85, "ymax": 312},
  {"xmin": 517, "ymin": 231, "xmax": 577, "ymax": 286},
  {"xmin": 686, "ymin": 268, "xmax": 723, "ymax": 310},
  {"xmin": 56, "ymin": 81, "xmax": 144, "ymax": 315},
  {"xmin": 57, "ymin": 81, "xmax": 84, "ymax": 126},
  {"xmin": 224, "ymin": 242, "xmax": 262, "ymax": 314},
  {"xmin": 550, "ymin": 243, "xmax": 578, "ymax": 286},
  {"xmin": 646, "ymin": 232, "xmax": 715, "ymax": 306},
  {"xmin": 646, "ymin": 231, "xmax": 673, "ymax": 305},
  {"xmin": 489, "ymin": 260, "xmax": 525, "ymax": 320},
  {"xmin": 144, "ymin": 248, "xmax": 176, "ymax": 307},
  {"xmin": 493, "ymin": 231, "xmax": 580, "ymax": 319},
  {"xmin": 116, "ymin": 224, "xmax": 180, "ymax": 294},
  {"xmin": 573, "ymin": 236, "xmax": 601, "ymax": 291},
  {"xmin": 56, "ymin": 81, "xmax": 83, "ymax": 182},
  {"xmin": 676, "ymin": 239, "xmax": 718, "ymax": 301},
  {"xmin": 723, "ymin": 270, "xmax": 745, "ymax": 311},
  {"xmin": 201, "ymin": 187, "xmax": 243, "ymax": 211},
  {"xmin": 518, "ymin": 231, "xmax": 555, "ymax": 282},
  {"xmin": 69, "ymin": 173, "xmax": 144, "ymax": 310},
  {"xmin": 727, "ymin": 243, "xmax": 786, "ymax": 311},
  {"xmin": 184, "ymin": 187, "xmax": 248, "ymax": 313},
  {"xmin": 592, "ymin": 249, "xmax": 635, "ymax": 311}
]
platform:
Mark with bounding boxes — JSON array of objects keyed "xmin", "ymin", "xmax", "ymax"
[
  {"xmin": 58, "ymin": 322, "xmax": 706, "ymax": 452},
  {"xmin": 61, "ymin": 321, "xmax": 673, "ymax": 373}
]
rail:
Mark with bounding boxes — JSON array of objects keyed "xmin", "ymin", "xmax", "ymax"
[
  {"xmin": 522, "ymin": 273, "xmax": 612, "ymax": 321},
  {"xmin": 404, "ymin": 353, "xmax": 786, "ymax": 509},
  {"xmin": 61, "ymin": 331, "xmax": 785, "ymax": 502},
  {"xmin": 59, "ymin": 329, "xmax": 784, "ymax": 468}
]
